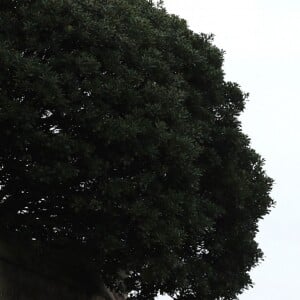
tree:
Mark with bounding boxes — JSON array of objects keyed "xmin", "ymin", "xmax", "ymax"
[{"xmin": 0, "ymin": 0, "xmax": 273, "ymax": 299}]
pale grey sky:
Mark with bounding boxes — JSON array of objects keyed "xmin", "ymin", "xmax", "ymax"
[{"xmin": 157, "ymin": 1, "xmax": 300, "ymax": 299}]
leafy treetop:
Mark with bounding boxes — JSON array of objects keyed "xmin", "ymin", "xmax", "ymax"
[{"xmin": 0, "ymin": 0, "xmax": 273, "ymax": 299}]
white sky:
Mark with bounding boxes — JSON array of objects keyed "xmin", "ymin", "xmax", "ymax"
[{"xmin": 157, "ymin": 0, "xmax": 300, "ymax": 299}]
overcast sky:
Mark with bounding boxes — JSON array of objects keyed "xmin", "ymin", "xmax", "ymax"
[{"xmin": 157, "ymin": 0, "xmax": 300, "ymax": 299}]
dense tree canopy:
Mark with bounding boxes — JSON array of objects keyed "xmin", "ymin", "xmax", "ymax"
[{"xmin": 0, "ymin": 0, "xmax": 273, "ymax": 299}]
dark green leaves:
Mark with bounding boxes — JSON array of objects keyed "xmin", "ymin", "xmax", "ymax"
[{"xmin": 0, "ymin": 1, "xmax": 273, "ymax": 299}]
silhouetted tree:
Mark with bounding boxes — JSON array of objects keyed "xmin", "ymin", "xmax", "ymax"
[{"xmin": 0, "ymin": 1, "xmax": 273, "ymax": 299}]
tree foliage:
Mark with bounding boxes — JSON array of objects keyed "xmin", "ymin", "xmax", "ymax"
[{"xmin": 0, "ymin": 0, "xmax": 273, "ymax": 299}]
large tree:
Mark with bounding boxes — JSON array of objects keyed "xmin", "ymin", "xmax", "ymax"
[{"xmin": 0, "ymin": 0, "xmax": 273, "ymax": 299}]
